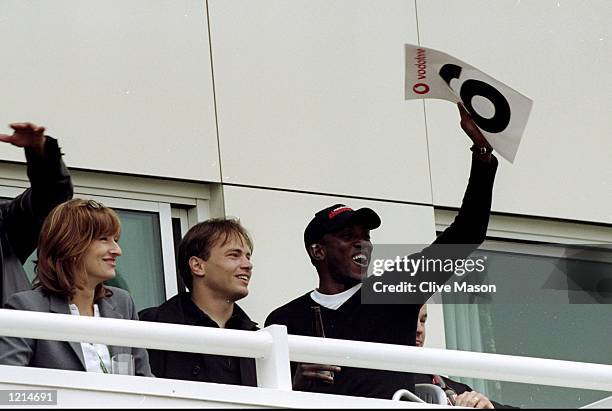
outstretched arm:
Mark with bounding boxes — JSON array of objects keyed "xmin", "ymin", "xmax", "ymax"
[
  {"xmin": 381, "ymin": 106, "xmax": 499, "ymax": 302},
  {"xmin": 0, "ymin": 122, "xmax": 73, "ymax": 262},
  {"xmin": 433, "ymin": 104, "xmax": 498, "ymax": 246}
]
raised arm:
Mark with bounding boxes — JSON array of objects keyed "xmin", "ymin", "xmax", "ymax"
[
  {"xmin": 433, "ymin": 104, "xmax": 498, "ymax": 247},
  {"xmin": 0, "ymin": 122, "xmax": 73, "ymax": 263}
]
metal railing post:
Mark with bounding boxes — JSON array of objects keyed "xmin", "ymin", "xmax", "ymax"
[{"xmin": 255, "ymin": 325, "xmax": 292, "ymax": 390}]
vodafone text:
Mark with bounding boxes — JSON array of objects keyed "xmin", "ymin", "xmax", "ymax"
[{"xmin": 412, "ymin": 48, "xmax": 430, "ymax": 95}]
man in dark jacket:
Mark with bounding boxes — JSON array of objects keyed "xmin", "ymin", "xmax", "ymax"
[
  {"xmin": 0, "ymin": 122, "xmax": 73, "ymax": 305},
  {"xmin": 265, "ymin": 104, "xmax": 499, "ymax": 399},
  {"xmin": 140, "ymin": 218, "xmax": 258, "ymax": 386}
]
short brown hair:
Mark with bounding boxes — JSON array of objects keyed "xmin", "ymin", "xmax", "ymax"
[
  {"xmin": 177, "ymin": 218, "xmax": 253, "ymax": 290},
  {"xmin": 34, "ymin": 198, "xmax": 121, "ymax": 301}
]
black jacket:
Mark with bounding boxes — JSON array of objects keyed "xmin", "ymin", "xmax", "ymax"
[
  {"xmin": 139, "ymin": 292, "xmax": 258, "ymax": 386},
  {"xmin": 0, "ymin": 137, "xmax": 73, "ymax": 305}
]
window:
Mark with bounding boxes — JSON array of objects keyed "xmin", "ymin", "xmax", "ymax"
[{"xmin": 435, "ymin": 210, "xmax": 612, "ymax": 408}]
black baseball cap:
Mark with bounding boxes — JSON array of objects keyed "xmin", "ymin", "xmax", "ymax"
[{"xmin": 304, "ymin": 204, "xmax": 381, "ymax": 248}]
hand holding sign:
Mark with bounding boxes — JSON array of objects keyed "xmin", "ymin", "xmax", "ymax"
[
  {"xmin": 458, "ymin": 103, "xmax": 492, "ymax": 152},
  {"xmin": 405, "ymin": 44, "xmax": 532, "ymax": 163}
]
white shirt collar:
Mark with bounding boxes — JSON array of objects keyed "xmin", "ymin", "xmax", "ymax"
[{"xmin": 310, "ymin": 283, "xmax": 361, "ymax": 310}]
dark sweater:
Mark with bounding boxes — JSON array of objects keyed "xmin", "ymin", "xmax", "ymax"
[
  {"xmin": 140, "ymin": 292, "xmax": 258, "ymax": 386},
  {"xmin": 265, "ymin": 155, "xmax": 498, "ymax": 399},
  {"xmin": 266, "ymin": 290, "xmax": 419, "ymax": 399}
]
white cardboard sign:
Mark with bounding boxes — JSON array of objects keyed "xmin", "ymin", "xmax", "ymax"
[{"xmin": 405, "ymin": 44, "xmax": 532, "ymax": 163}]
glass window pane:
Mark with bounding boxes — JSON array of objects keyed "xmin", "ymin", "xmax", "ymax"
[
  {"xmin": 107, "ymin": 209, "xmax": 166, "ymax": 310},
  {"xmin": 442, "ymin": 246, "xmax": 612, "ymax": 408}
]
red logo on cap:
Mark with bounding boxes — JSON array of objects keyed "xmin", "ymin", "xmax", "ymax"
[{"xmin": 328, "ymin": 207, "xmax": 352, "ymax": 219}]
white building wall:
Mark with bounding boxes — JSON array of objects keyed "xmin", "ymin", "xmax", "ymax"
[
  {"xmin": 209, "ymin": 0, "xmax": 432, "ymax": 203},
  {"xmin": 420, "ymin": 0, "xmax": 612, "ymax": 223},
  {"xmin": 0, "ymin": 0, "xmax": 220, "ymax": 182}
]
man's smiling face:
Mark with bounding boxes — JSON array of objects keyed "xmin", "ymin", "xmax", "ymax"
[
  {"xmin": 200, "ymin": 233, "xmax": 253, "ymax": 302},
  {"xmin": 319, "ymin": 224, "xmax": 372, "ymax": 288}
]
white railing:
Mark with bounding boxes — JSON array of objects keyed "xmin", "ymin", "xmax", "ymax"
[{"xmin": 1, "ymin": 308, "xmax": 612, "ymax": 394}]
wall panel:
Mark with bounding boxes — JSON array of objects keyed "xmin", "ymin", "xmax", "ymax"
[
  {"xmin": 418, "ymin": 0, "xmax": 612, "ymax": 223},
  {"xmin": 0, "ymin": 0, "xmax": 220, "ymax": 181},
  {"xmin": 210, "ymin": 0, "xmax": 432, "ymax": 203}
]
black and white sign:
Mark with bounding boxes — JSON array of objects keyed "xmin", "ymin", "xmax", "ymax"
[{"xmin": 405, "ymin": 44, "xmax": 533, "ymax": 163}]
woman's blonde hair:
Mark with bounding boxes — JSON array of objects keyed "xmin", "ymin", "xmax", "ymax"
[{"xmin": 34, "ymin": 198, "xmax": 121, "ymax": 301}]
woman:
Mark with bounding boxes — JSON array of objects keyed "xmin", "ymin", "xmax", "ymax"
[{"xmin": 0, "ymin": 198, "xmax": 152, "ymax": 376}]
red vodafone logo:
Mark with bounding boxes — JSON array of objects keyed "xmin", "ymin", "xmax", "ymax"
[
  {"xmin": 412, "ymin": 48, "xmax": 429, "ymax": 95},
  {"xmin": 412, "ymin": 83, "xmax": 430, "ymax": 95}
]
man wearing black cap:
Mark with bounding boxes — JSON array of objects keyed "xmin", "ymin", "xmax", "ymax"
[{"xmin": 265, "ymin": 104, "xmax": 498, "ymax": 399}]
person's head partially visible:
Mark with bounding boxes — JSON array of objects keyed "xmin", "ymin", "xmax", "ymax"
[
  {"xmin": 304, "ymin": 204, "xmax": 381, "ymax": 293},
  {"xmin": 178, "ymin": 218, "xmax": 253, "ymax": 303},
  {"xmin": 416, "ymin": 304, "xmax": 428, "ymax": 347},
  {"xmin": 35, "ymin": 198, "xmax": 122, "ymax": 301}
]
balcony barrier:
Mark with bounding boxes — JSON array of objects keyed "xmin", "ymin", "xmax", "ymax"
[{"xmin": 0, "ymin": 308, "xmax": 611, "ymax": 398}]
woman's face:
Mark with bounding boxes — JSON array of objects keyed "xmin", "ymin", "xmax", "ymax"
[{"xmin": 82, "ymin": 235, "xmax": 122, "ymax": 286}]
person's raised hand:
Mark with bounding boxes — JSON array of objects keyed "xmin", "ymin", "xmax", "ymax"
[
  {"xmin": 0, "ymin": 122, "xmax": 47, "ymax": 155},
  {"xmin": 458, "ymin": 103, "xmax": 492, "ymax": 151}
]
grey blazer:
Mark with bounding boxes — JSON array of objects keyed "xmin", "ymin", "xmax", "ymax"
[{"xmin": 0, "ymin": 286, "xmax": 153, "ymax": 377}]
